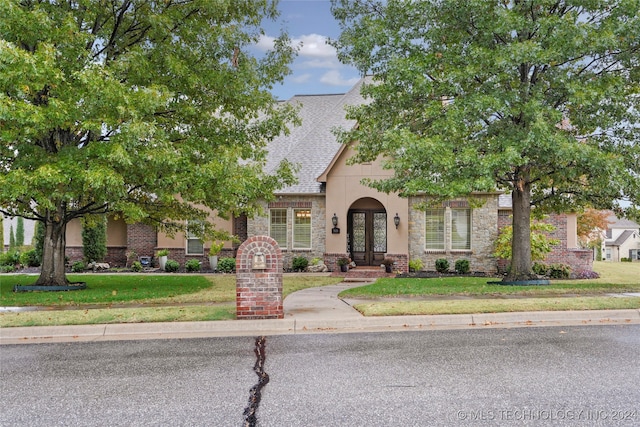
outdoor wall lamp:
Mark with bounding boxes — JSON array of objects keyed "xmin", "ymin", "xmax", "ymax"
[
  {"xmin": 394, "ymin": 213, "xmax": 400, "ymax": 229},
  {"xmin": 331, "ymin": 213, "xmax": 340, "ymax": 234}
]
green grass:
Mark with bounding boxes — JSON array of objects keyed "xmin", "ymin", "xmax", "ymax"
[
  {"xmin": 0, "ymin": 273, "xmax": 343, "ymax": 327},
  {"xmin": 338, "ymin": 262, "xmax": 640, "ymax": 299},
  {"xmin": 353, "ymin": 297, "xmax": 640, "ymax": 316}
]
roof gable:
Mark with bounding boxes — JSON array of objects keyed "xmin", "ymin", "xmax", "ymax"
[{"xmin": 266, "ymin": 77, "xmax": 371, "ymax": 194}]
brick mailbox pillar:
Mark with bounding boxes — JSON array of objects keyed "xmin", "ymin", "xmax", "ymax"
[{"xmin": 236, "ymin": 236, "xmax": 283, "ymax": 319}]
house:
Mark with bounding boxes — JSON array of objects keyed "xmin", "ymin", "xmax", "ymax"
[
  {"xmin": 604, "ymin": 212, "xmax": 640, "ymax": 262},
  {"xmin": 54, "ymin": 78, "xmax": 592, "ymax": 275}
]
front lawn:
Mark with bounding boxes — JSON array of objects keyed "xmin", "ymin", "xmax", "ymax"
[
  {"xmin": 0, "ymin": 274, "xmax": 343, "ymax": 327},
  {"xmin": 338, "ymin": 262, "xmax": 640, "ymax": 299}
]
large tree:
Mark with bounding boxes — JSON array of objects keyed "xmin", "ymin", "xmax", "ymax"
[
  {"xmin": 331, "ymin": 0, "xmax": 640, "ymax": 280},
  {"xmin": 0, "ymin": 1, "xmax": 298, "ymax": 286}
]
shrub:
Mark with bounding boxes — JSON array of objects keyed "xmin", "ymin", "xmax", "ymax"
[
  {"xmin": 185, "ymin": 259, "xmax": 201, "ymax": 272},
  {"xmin": 532, "ymin": 262, "xmax": 549, "ymax": 276},
  {"xmin": 1, "ymin": 265, "xmax": 15, "ymax": 273},
  {"xmin": 621, "ymin": 257, "xmax": 632, "ymax": 262},
  {"xmin": 20, "ymin": 249, "xmax": 41, "ymax": 267},
  {"xmin": 164, "ymin": 259, "xmax": 180, "ymax": 272},
  {"xmin": 71, "ymin": 261, "xmax": 85, "ymax": 272},
  {"xmin": 218, "ymin": 257, "xmax": 236, "ymax": 273},
  {"xmin": 435, "ymin": 258, "xmax": 449, "ymax": 273},
  {"xmin": 337, "ymin": 257, "xmax": 350, "ymax": 266},
  {"xmin": 156, "ymin": 249, "xmax": 169, "ymax": 257},
  {"xmin": 454, "ymin": 259, "xmax": 470, "ymax": 274},
  {"xmin": 310, "ymin": 257, "xmax": 322, "ymax": 266},
  {"xmin": 548, "ymin": 263, "xmax": 571, "ymax": 279},
  {"xmin": 292, "ymin": 256, "xmax": 309, "ymax": 272},
  {"xmin": 131, "ymin": 261, "xmax": 143, "ymax": 272},
  {"xmin": 408, "ymin": 258, "xmax": 424, "ymax": 272},
  {"xmin": 0, "ymin": 250, "xmax": 21, "ymax": 266},
  {"xmin": 572, "ymin": 270, "xmax": 600, "ymax": 280},
  {"xmin": 82, "ymin": 215, "xmax": 107, "ymax": 263}
]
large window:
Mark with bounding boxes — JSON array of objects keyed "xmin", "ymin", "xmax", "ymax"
[
  {"xmin": 451, "ymin": 209, "xmax": 471, "ymax": 250},
  {"xmin": 425, "ymin": 208, "xmax": 472, "ymax": 251},
  {"xmin": 186, "ymin": 221, "xmax": 204, "ymax": 255},
  {"xmin": 425, "ymin": 209, "xmax": 445, "ymax": 250},
  {"xmin": 270, "ymin": 209, "xmax": 287, "ymax": 247},
  {"xmin": 293, "ymin": 209, "xmax": 312, "ymax": 249}
]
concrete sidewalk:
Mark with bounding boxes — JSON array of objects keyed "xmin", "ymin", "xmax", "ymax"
[{"xmin": 2, "ymin": 282, "xmax": 640, "ymax": 345}]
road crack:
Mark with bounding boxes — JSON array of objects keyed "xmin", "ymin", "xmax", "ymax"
[{"xmin": 243, "ymin": 336, "xmax": 269, "ymax": 427}]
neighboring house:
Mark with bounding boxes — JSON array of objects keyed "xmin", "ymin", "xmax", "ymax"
[
  {"xmin": 604, "ymin": 212, "xmax": 640, "ymax": 262},
  {"xmin": 59, "ymin": 78, "xmax": 591, "ymax": 274},
  {"xmin": 1, "ymin": 215, "xmax": 36, "ymax": 250}
]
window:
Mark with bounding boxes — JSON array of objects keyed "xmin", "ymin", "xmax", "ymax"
[
  {"xmin": 270, "ymin": 209, "xmax": 287, "ymax": 247},
  {"xmin": 425, "ymin": 208, "xmax": 472, "ymax": 251},
  {"xmin": 186, "ymin": 221, "xmax": 204, "ymax": 255},
  {"xmin": 451, "ymin": 209, "xmax": 471, "ymax": 250},
  {"xmin": 425, "ymin": 209, "xmax": 445, "ymax": 250},
  {"xmin": 293, "ymin": 209, "xmax": 311, "ymax": 249},
  {"xmin": 605, "ymin": 248, "xmax": 612, "ymax": 260}
]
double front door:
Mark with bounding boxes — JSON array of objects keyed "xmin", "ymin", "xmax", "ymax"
[{"xmin": 348, "ymin": 210, "xmax": 387, "ymax": 266}]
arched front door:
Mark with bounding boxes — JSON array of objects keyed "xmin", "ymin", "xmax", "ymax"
[{"xmin": 347, "ymin": 198, "xmax": 387, "ymax": 266}]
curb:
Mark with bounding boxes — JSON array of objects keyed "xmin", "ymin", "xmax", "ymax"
[{"xmin": 2, "ymin": 309, "xmax": 639, "ymax": 345}]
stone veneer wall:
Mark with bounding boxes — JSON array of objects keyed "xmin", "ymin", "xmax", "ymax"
[
  {"xmin": 408, "ymin": 195, "xmax": 500, "ymax": 274},
  {"xmin": 248, "ymin": 196, "xmax": 326, "ymax": 270}
]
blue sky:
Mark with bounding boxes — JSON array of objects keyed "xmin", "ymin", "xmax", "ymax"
[{"xmin": 258, "ymin": 0, "xmax": 361, "ymax": 100}]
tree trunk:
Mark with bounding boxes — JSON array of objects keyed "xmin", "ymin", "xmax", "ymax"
[
  {"xmin": 506, "ymin": 178, "xmax": 536, "ymax": 281},
  {"xmin": 35, "ymin": 214, "xmax": 69, "ymax": 286}
]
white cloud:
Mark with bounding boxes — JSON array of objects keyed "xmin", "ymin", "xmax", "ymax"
[
  {"xmin": 294, "ymin": 34, "xmax": 336, "ymax": 58},
  {"xmin": 319, "ymin": 70, "xmax": 361, "ymax": 87},
  {"xmin": 257, "ymin": 33, "xmax": 336, "ymax": 59}
]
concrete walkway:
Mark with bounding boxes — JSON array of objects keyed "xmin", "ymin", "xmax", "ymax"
[{"xmin": 1, "ymin": 282, "xmax": 640, "ymax": 345}]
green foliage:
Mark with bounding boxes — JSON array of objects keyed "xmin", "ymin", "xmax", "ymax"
[
  {"xmin": 208, "ymin": 242, "xmax": 224, "ymax": 256},
  {"xmin": 33, "ymin": 221, "xmax": 44, "ymax": 265},
  {"xmin": 454, "ymin": 259, "xmax": 470, "ymax": 274},
  {"xmin": 82, "ymin": 216, "xmax": 107, "ymax": 263},
  {"xmin": 311, "ymin": 257, "xmax": 322, "ymax": 266},
  {"xmin": 435, "ymin": 258, "xmax": 449, "ymax": 273},
  {"xmin": 494, "ymin": 219, "xmax": 560, "ymax": 262},
  {"xmin": 217, "ymin": 257, "xmax": 236, "ymax": 273},
  {"xmin": 0, "ymin": 1, "xmax": 299, "ymax": 285},
  {"xmin": 0, "ymin": 250, "xmax": 20, "ymax": 266},
  {"xmin": 408, "ymin": 258, "xmax": 424, "ymax": 272},
  {"xmin": 0, "ymin": 216, "xmax": 3, "ymax": 253},
  {"xmin": 156, "ymin": 249, "xmax": 169, "ymax": 257},
  {"xmin": 71, "ymin": 261, "xmax": 86, "ymax": 273},
  {"xmin": 164, "ymin": 260, "xmax": 180, "ymax": 273},
  {"xmin": 532, "ymin": 262, "xmax": 549, "ymax": 276},
  {"xmin": 131, "ymin": 261, "xmax": 143, "ymax": 272},
  {"xmin": 548, "ymin": 263, "xmax": 571, "ymax": 279},
  {"xmin": 332, "ymin": 0, "xmax": 640, "ymax": 279},
  {"xmin": 621, "ymin": 257, "xmax": 632, "ymax": 262},
  {"xmin": 15, "ymin": 217, "xmax": 24, "ymax": 247},
  {"xmin": 292, "ymin": 256, "xmax": 309, "ymax": 272},
  {"xmin": 0, "ymin": 265, "xmax": 15, "ymax": 273},
  {"xmin": 185, "ymin": 259, "xmax": 201, "ymax": 272},
  {"xmin": 9, "ymin": 225, "xmax": 15, "ymax": 250},
  {"xmin": 19, "ymin": 249, "xmax": 40, "ymax": 267},
  {"xmin": 337, "ymin": 257, "xmax": 350, "ymax": 266}
]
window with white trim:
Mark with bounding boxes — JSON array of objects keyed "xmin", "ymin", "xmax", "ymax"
[
  {"xmin": 425, "ymin": 208, "xmax": 445, "ymax": 250},
  {"xmin": 186, "ymin": 221, "xmax": 204, "ymax": 255},
  {"xmin": 451, "ymin": 209, "xmax": 471, "ymax": 250},
  {"xmin": 269, "ymin": 209, "xmax": 287, "ymax": 247},
  {"xmin": 293, "ymin": 209, "xmax": 312, "ymax": 249}
]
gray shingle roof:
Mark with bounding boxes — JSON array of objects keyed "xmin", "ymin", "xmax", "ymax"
[
  {"xmin": 611, "ymin": 229, "xmax": 636, "ymax": 246},
  {"xmin": 266, "ymin": 77, "xmax": 370, "ymax": 194}
]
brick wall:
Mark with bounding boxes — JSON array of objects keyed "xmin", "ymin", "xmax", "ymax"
[{"xmin": 236, "ymin": 235, "xmax": 283, "ymax": 319}]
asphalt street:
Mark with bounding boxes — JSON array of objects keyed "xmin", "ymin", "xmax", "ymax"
[{"xmin": 1, "ymin": 324, "xmax": 639, "ymax": 426}]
